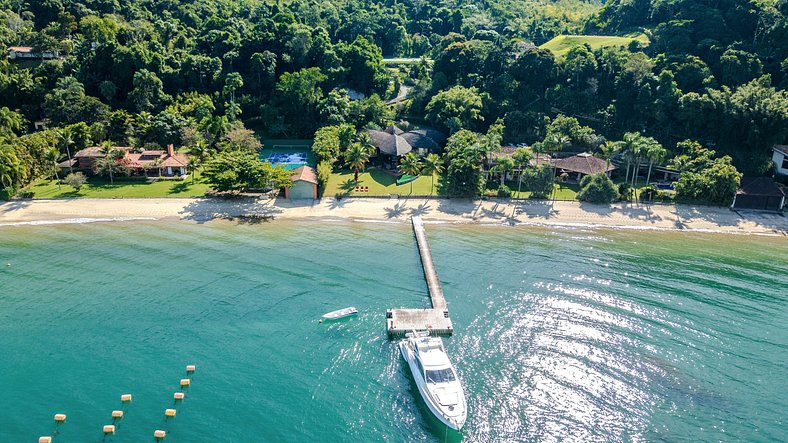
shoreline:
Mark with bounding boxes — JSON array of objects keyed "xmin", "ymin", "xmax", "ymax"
[{"xmin": 1, "ymin": 197, "xmax": 786, "ymax": 235}]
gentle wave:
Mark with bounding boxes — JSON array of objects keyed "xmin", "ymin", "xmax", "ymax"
[{"xmin": 0, "ymin": 216, "xmax": 158, "ymax": 226}]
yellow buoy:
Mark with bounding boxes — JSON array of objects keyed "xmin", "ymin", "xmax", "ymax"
[
  {"xmin": 173, "ymin": 392, "xmax": 185, "ymax": 401},
  {"xmin": 54, "ymin": 413, "xmax": 67, "ymax": 423},
  {"xmin": 39, "ymin": 437, "xmax": 52, "ymax": 443},
  {"xmin": 112, "ymin": 410, "xmax": 124, "ymax": 419},
  {"xmin": 180, "ymin": 378, "xmax": 190, "ymax": 387},
  {"xmin": 165, "ymin": 408, "xmax": 176, "ymax": 417},
  {"xmin": 186, "ymin": 365, "xmax": 196, "ymax": 373},
  {"xmin": 120, "ymin": 394, "xmax": 132, "ymax": 402},
  {"xmin": 154, "ymin": 429, "xmax": 166, "ymax": 439},
  {"xmin": 103, "ymin": 425, "xmax": 115, "ymax": 434}
]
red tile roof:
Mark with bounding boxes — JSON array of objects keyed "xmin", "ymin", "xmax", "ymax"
[{"xmin": 289, "ymin": 166, "xmax": 318, "ymax": 185}]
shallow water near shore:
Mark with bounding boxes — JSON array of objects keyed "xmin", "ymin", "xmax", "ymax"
[{"xmin": 0, "ymin": 220, "xmax": 786, "ymax": 442}]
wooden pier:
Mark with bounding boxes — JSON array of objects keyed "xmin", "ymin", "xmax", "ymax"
[{"xmin": 386, "ymin": 216, "xmax": 453, "ymax": 337}]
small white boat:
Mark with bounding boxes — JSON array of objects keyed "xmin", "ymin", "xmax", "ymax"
[
  {"xmin": 321, "ymin": 307, "xmax": 358, "ymax": 321},
  {"xmin": 399, "ymin": 331, "xmax": 467, "ymax": 430}
]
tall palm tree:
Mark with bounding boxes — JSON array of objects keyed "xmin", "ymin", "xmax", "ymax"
[
  {"xmin": 98, "ymin": 142, "xmax": 125, "ymax": 185},
  {"xmin": 511, "ymin": 147, "xmax": 532, "ymax": 198},
  {"xmin": 399, "ymin": 152, "xmax": 423, "ymax": 194},
  {"xmin": 57, "ymin": 127, "xmax": 75, "ymax": 174},
  {"xmin": 344, "ymin": 142, "xmax": 372, "ymax": 183},
  {"xmin": 46, "ymin": 146, "xmax": 62, "ymax": 188},
  {"xmin": 613, "ymin": 132, "xmax": 641, "ymax": 184},
  {"xmin": 644, "ymin": 142, "xmax": 667, "ymax": 185},
  {"xmin": 421, "ymin": 153, "xmax": 444, "ymax": 196}
]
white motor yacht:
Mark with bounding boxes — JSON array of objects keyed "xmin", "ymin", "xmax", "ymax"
[{"xmin": 399, "ymin": 331, "xmax": 467, "ymax": 430}]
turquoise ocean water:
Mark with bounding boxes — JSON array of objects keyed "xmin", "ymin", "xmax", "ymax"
[{"xmin": 0, "ymin": 220, "xmax": 786, "ymax": 442}]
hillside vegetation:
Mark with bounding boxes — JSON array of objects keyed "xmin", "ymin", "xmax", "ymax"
[{"xmin": 0, "ymin": 0, "xmax": 786, "ymax": 200}]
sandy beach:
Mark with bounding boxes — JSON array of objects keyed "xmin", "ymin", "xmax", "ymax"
[{"xmin": 0, "ymin": 197, "xmax": 786, "ymax": 235}]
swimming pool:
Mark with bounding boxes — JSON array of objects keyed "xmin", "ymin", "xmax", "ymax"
[{"xmin": 267, "ymin": 152, "xmax": 307, "ymax": 169}]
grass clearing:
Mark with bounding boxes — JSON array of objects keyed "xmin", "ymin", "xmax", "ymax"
[
  {"xmin": 324, "ymin": 168, "xmax": 439, "ymax": 197},
  {"xmin": 540, "ymin": 34, "xmax": 649, "ymax": 59},
  {"xmin": 24, "ymin": 173, "xmax": 211, "ymax": 199}
]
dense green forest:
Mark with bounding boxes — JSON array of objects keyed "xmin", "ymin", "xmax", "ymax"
[{"xmin": 0, "ymin": 0, "xmax": 786, "ymax": 198}]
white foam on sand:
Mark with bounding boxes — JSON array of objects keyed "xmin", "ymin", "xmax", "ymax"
[{"xmin": 0, "ymin": 217, "xmax": 158, "ymax": 227}]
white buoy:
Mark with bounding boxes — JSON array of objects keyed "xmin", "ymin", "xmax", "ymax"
[
  {"xmin": 180, "ymin": 378, "xmax": 190, "ymax": 387},
  {"xmin": 120, "ymin": 394, "xmax": 132, "ymax": 402},
  {"xmin": 39, "ymin": 437, "xmax": 52, "ymax": 443},
  {"xmin": 54, "ymin": 413, "xmax": 67, "ymax": 423},
  {"xmin": 165, "ymin": 408, "xmax": 176, "ymax": 417},
  {"xmin": 186, "ymin": 365, "xmax": 196, "ymax": 373},
  {"xmin": 103, "ymin": 425, "xmax": 115, "ymax": 434},
  {"xmin": 173, "ymin": 392, "xmax": 185, "ymax": 401},
  {"xmin": 112, "ymin": 410, "xmax": 123, "ymax": 419},
  {"xmin": 154, "ymin": 429, "xmax": 166, "ymax": 439}
]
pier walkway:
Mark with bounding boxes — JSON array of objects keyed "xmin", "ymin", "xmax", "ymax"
[{"xmin": 386, "ymin": 216, "xmax": 453, "ymax": 337}]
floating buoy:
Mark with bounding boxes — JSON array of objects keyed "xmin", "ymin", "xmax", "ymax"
[
  {"xmin": 186, "ymin": 365, "xmax": 196, "ymax": 373},
  {"xmin": 103, "ymin": 425, "xmax": 115, "ymax": 434},
  {"xmin": 154, "ymin": 429, "xmax": 166, "ymax": 439},
  {"xmin": 112, "ymin": 410, "xmax": 123, "ymax": 419},
  {"xmin": 5, "ymin": 263, "xmax": 10, "ymax": 267},
  {"xmin": 165, "ymin": 408, "xmax": 176, "ymax": 417},
  {"xmin": 39, "ymin": 437, "xmax": 52, "ymax": 443},
  {"xmin": 173, "ymin": 392, "xmax": 185, "ymax": 401},
  {"xmin": 180, "ymin": 378, "xmax": 190, "ymax": 387},
  {"xmin": 121, "ymin": 394, "xmax": 132, "ymax": 402},
  {"xmin": 54, "ymin": 413, "xmax": 67, "ymax": 423}
]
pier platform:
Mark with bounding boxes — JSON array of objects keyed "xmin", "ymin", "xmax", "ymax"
[{"xmin": 387, "ymin": 216, "xmax": 453, "ymax": 337}]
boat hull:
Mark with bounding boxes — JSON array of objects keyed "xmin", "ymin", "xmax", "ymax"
[{"xmin": 399, "ymin": 341, "xmax": 467, "ymax": 430}]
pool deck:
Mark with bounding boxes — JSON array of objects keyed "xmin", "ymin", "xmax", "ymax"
[{"xmin": 386, "ymin": 216, "xmax": 454, "ymax": 337}]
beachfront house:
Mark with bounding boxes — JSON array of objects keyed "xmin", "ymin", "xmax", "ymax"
[
  {"xmin": 364, "ymin": 125, "xmax": 446, "ymax": 168},
  {"xmin": 59, "ymin": 144, "xmax": 189, "ymax": 177},
  {"xmin": 772, "ymin": 145, "xmax": 788, "ymax": 176},
  {"xmin": 731, "ymin": 177, "xmax": 786, "ymax": 211},
  {"xmin": 284, "ymin": 166, "xmax": 318, "ymax": 199},
  {"xmin": 553, "ymin": 153, "xmax": 616, "ymax": 182},
  {"xmin": 7, "ymin": 46, "xmax": 59, "ymax": 60}
]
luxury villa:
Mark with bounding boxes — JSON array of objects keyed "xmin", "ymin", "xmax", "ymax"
[{"xmin": 59, "ymin": 144, "xmax": 189, "ymax": 177}]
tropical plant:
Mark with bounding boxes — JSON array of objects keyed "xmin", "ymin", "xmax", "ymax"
[
  {"xmin": 57, "ymin": 127, "xmax": 75, "ymax": 174},
  {"xmin": 511, "ymin": 147, "xmax": 533, "ymax": 198},
  {"xmin": 493, "ymin": 157, "xmax": 514, "ymax": 187},
  {"xmin": 644, "ymin": 142, "xmax": 668, "ymax": 185},
  {"xmin": 344, "ymin": 143, "xmax": 372, "ymax": 183},
  {"xmin": 399, "ymin": 152, "xmax": 423, "ymax": 194},
  {"xmin": 421, "ymin": 153, "xmax": 444, "ymax": 195},
  {"xmin": 577, "ymin": 173, "xmax": 618, "ymax": 203}
]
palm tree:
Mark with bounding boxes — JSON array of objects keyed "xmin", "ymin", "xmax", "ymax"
[
  {"xmin": 0, "ymin": 107, "xmax": 23, "ymax": 134},
  {"xmin": 46, "ymin": 146, "xmax": 62, "ymax": 188},
  {"xmin": 98, "ymin": 142, "xmax": 125, "ymax": 185},
  {"xmin": 599, "ymin": 142, "xmax": 619, "ymax": 171},
  {"xmin": 421, "ymin": 153, "xmax": 444, "ymax": 195},
  {"xmin": 399, "ymin": 152, "xmax": 423, "ymax": 194},
  {"xmin": 56, "ymin": 127, "xmax": 75, "ymax": 174},
  {"xmin": 613, "ymin": 132, "xmax": 641, "ymax": 184},
  {"xmin": 493, "ymin": 157, "xmax": 514, "ymax": 187},
  {"xmin": 644, "ymin": 142, "xmax": 667, "ymax": 186},
  {"xmin": 511, "ymin": 147, "xmax": 532, "ymax": 198},
  {"xmin": 344, "ymin": 142, "xmax": 372, "ymax": 183}
]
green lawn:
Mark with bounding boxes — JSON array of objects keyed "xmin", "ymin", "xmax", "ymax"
[
  {"xmin": 324, "ymin": 168, "xmax": 439, "ymax": 197},
  {"xmin": 24, "ymin": 173, "xmax": 211, "ymax": 199},
  {"xmin": 540, "ymin": 34, "xmax": 649, "ymax": 59}
]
